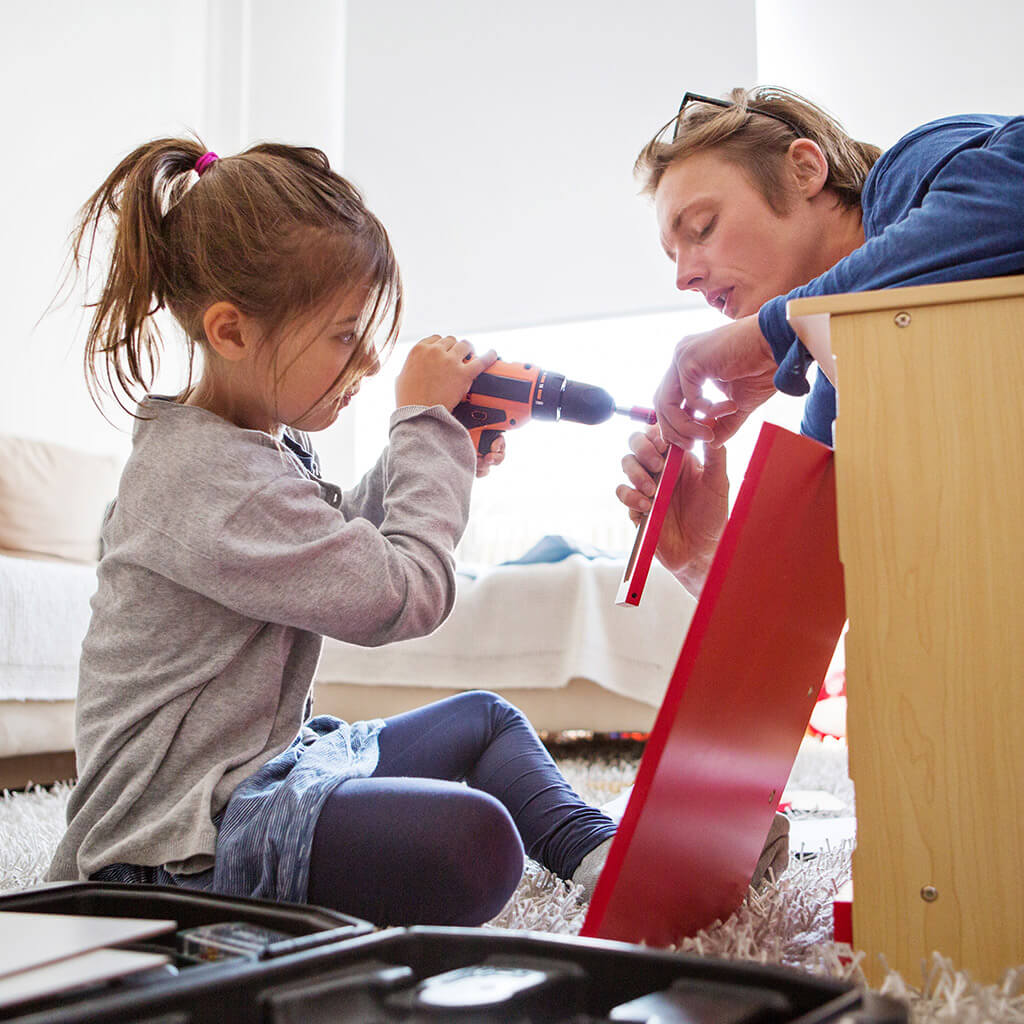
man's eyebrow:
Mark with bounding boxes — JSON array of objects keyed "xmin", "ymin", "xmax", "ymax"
[
  {"xmin": 661, "ymin": 197, "xmax": 715, "ymax": 255},
  {"xmin": 670, "ymin": 197, "xmax": 714, "ymax": 234}
]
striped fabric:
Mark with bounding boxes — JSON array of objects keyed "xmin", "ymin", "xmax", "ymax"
[{"xmin": 92, "ymin": 861, "xmax": 214, "ymax": 890}]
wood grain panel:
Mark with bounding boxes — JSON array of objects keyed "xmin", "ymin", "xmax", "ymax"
[{"xmin": 803, "ymin": 286, "xmax": 1024, "ymax": 984}]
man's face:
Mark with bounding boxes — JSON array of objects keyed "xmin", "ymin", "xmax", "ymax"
[{"xmin": 655, "ymin": 148, "xmax": 823, "ymax": 319}]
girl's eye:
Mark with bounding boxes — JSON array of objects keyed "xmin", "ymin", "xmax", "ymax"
[
  {"xmin": 697, "ymin": 216, "xmax": 717, "ymax": 241},
  {"xmin": 336, "ymin": 332, "xmax": 356, "ymax": 345}
]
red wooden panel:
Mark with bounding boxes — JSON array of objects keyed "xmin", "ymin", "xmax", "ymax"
[
  {"xmin": 616, "ymin": 443, "xmax": 685, "ymax": 606},
  {"xmin": 583, "ymin": 424, "xmax": 847, "ymax": 946}
]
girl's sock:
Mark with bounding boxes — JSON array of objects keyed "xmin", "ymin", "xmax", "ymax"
[{"xmin": 571, "ymin": 836, "xmax": 615, "ymax": 901}]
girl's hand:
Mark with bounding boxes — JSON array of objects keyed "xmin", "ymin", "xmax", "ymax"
[
  {"xmin": 395, "ymin": 335, "xmax": 497, "ymax": 412},
  {"xmin": 616, "ymin": 425, "xmax": 729, "ymax": 594},
  {"xmin": 475, "ymin": 434, "xmax": 506, "ymax": 478},
  {"xmin": 655, "ymin": 315, "xmax": 777, "ymax": 449}
]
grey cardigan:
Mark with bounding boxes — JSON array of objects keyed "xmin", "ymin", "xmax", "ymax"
[{"xmin": 48, "ymin": 397, "xmax": 475, "ymax": 882}]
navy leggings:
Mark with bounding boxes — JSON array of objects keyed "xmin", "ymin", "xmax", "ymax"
[{"xmin": 306, "ymin": 690, "xmax": 616, "ymax": 926}]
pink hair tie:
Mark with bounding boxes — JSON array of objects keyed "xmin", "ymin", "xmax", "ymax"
[{"xmin": 195, "ymin": 151, "xmax": 219, "ymax": 176}]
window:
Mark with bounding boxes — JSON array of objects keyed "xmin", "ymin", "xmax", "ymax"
[{"xmin": 321, "ymin": 307, "xmax": 808, "ymax": 565}]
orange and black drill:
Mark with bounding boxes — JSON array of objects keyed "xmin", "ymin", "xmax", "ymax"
[{"xmin": 453, "ymin": 359, "xmax": 656, "ymax": 456}]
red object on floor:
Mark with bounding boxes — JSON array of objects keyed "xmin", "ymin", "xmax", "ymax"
[
  {"xmin": 808, "ymin": 696, "xmax": 847, "ymax": 739},
  {"xmin": 582, "ymin": 424, "xmax": 848, "ymax": 946},
  {"xmin": 833, "ymin": 880, "xmax": 854, "ymax": 945},
  {"xmin": 810, "ymin": 644, "xmax": 847, "ymax": 739}
]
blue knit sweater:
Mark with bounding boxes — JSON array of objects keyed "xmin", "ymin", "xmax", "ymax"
[{"xmin": 758, "ymin": 114, "xmax": 1024, "ymax": 444}]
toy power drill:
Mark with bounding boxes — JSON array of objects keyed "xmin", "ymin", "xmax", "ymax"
[{"xmin": 452, "ymin": 359, "xmax": 656, "ymax": 456}]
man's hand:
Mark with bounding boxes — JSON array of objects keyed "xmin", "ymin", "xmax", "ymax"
[
  {"xmin": 655, "ymin": 315, "xmax": 777, "ymax": 449},
  {"xmin": 616, "ymin": 425, "xmax": 729, "ymax": 596}
]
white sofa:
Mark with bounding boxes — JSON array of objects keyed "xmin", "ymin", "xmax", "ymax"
[{"xmin": 0, "ymin": 434, "xmax": 695, "ymax": 790}]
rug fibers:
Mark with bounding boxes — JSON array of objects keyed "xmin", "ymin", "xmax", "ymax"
[{"xmin": 1, "ymin": 737, "xmax": 1021, "ymax": 1023}]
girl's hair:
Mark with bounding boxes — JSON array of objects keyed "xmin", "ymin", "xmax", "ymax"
[
  {"xmin": 634, "ymin": 86, "xmax": 882, "ymax": 212},
  {"xmin": 71, "ymin": 136, "xmax": 402, "ymax": 418}
]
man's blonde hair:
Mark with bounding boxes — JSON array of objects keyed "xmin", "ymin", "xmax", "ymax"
[{"xmin": 635, "ymin": 86, "xmax": 882, "ymax": 212}]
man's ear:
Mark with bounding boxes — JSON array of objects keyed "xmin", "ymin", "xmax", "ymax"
[
  {"xmin": 202, "ymin": 302, "xmax": 252, "ymax": 362},
  {"xmin": 786, "ymin": 138, "xmax": 829, "ymax": 199}
]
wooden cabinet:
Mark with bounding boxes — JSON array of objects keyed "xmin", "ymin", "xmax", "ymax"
[{"xmin": 787, "ymin": 276, "xmax": 1024, "ymax": 985}]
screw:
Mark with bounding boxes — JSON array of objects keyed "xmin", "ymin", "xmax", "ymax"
[
  {"xmin": 921, "ymin": 885, "xmax": 938, "ymax": 902},
  {"xmin": 894, "ymin": 311, "xmax": 912, "ymax": 327}
]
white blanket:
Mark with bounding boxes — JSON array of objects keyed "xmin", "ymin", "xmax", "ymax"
[
  {"xmin": 0, "ymin": 554, "xmax": 97, "ymax": 701},
  {"xmin": 1, "ymin": 552, "xmax": 697, "ymax": 710},
  {"xmin": 318, "ymin": 556, "xmax": 697, "ymax": 709}
]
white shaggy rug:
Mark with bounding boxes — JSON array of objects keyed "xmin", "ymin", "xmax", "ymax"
[{"xmin": 2, "ymin": 737, "xmax": 1023, "ymax": 1023}]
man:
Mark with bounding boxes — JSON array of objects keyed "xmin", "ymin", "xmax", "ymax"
[{"xmin": 619, "ymin": 86, "xmax": 1024, "ymax": 592}]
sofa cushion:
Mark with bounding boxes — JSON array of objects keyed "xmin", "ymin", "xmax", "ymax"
[{"xmin": 0, "ymin": 434, "xmax": 121, "ymax": 563}]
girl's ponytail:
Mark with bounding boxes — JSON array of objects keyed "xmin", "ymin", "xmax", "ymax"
[
  {"xmin": 73, "ymin": 138, "xmax": 205, "ymax": 417},
  {"xmin": 71, "ymin": 135, "xmax": 401, "ymax": 421}
]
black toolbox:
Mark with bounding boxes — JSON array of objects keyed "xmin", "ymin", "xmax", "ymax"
[{"xmin": 0, "ymin": 882, "xmax": 906, "ymax": 1023}]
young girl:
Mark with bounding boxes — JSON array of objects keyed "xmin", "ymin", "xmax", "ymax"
[{"xmin": 46, "ymin": 138, "xmax": 616, "ymax": 926}]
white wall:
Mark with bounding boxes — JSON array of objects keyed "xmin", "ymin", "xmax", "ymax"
[
  {"xmin": 2, "ymin": 1, "xmax": 208, "ymax": 456},
  {"xmin": 343, "ymin": 0, "xmax": 756, "ymax": 342},
  {"xmin": 1, "ymin": 0, "xmax": 348, "ymax": 458},
  {"xmin": 206, "ymin": 0, "xmax": 348, "ymax": 165},
  {"xmin": 756, "ymin": 0, "xmax": 1024, "ymax": 149}
]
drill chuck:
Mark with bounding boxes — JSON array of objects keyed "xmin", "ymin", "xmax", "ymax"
[
  {"xmin": 527, "ymin": 372, "xmax": 616, "ymax": 425},
  {"xmin": 558, "ymin": 380, "xmax": 616, "ymax": 425}
]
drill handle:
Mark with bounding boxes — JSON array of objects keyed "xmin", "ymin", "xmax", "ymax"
[
  {"xmin": 473, "ymin": 428, "xmax": 503, "ymax": 457},
  {"xmin": 452, "ymin": 359, "xmax": 543, "ymax": 456},
  {"xmin": 451, "ymin": 401, "xmax": 509, "ymax": 456}
]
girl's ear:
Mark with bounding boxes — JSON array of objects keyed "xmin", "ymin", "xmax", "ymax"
[
  {"xmin": 786, "ymin": 138, "xmax": 829, "ymax": 199},
  {"xmin": 202, "ymin": 302, "xmax": 252, "ymax": 361}
]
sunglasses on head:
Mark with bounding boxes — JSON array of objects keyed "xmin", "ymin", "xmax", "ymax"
[{"xmin": 672, "ymin": 91, "xmax": 802, "ymax": 141}]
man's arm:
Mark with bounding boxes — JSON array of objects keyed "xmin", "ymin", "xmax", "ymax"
[{"xmin": 761, "ymin": 117, "xmax": 1024, "ymax": 395}]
